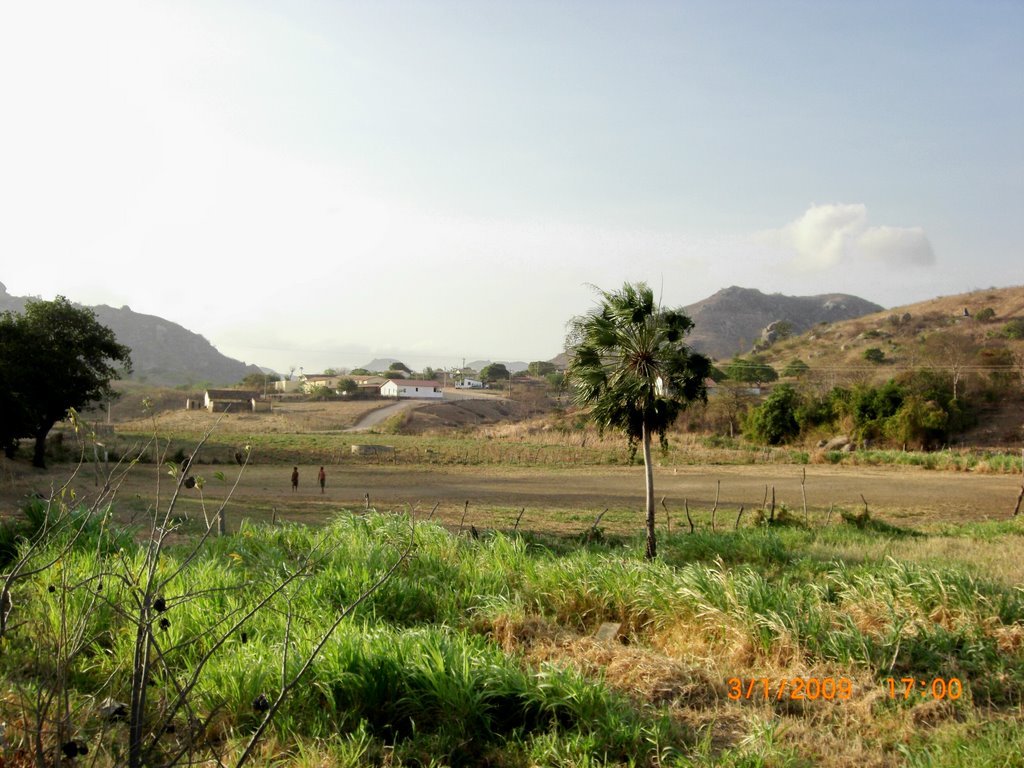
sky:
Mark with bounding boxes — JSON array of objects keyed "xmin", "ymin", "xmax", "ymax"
[{"xmin": 1, "ymin": 0, "xmax": 1022, "ymax": 374}]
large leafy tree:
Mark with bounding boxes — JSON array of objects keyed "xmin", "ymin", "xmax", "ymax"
[
  {"xmin": 567, "ymin": 282, "xmax": 711, "ymax": 559},
  {"xmin": 0, "ymin": 297, "xmax": 132, "ymax": 467},
  {"xmin": 480, "ymin": 363, "xmax": 510, "ymax": 383},
  {"xmin": 724, "ymin": 355, "xmax": 778, "ymax": 386}
]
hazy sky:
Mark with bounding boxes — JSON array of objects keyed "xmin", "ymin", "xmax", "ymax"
[{"xmin": 2, "ymin": 1, "xmax": 1021, "ymax": 373}]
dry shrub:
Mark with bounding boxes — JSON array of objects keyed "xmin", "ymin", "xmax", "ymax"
[
  {"xmin": 989, "ymin": 622, "xmax": 1024, "ymax": 654},
  {"xmin": 651, "ymin": 614, "xmax": 748, "ymax": 667},
  {"xmin": 529, "ymin": 635, "xmax": 721, "ymax": 709},
  {"xmin": 843, "ymin": 598, "xmax": 897, "ymax": 637},
  {"xmin": 479, "ymin": 613, "xmax": 565, "ymax": 654},
  {"xmin": 478, "ymin": 613, "xmax": 721, "ymax": 708}
]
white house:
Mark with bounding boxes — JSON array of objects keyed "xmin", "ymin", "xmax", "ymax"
[
  {"xmin": 456, "ymin": 378, "xmax": 484, "ymax": 389},
  {"xmin": 380, "ymin": 379, "xmax": 444, "ymax": 399}
]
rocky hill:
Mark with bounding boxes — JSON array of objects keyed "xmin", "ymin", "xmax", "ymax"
[
  {"xmin": 682, "ymin": 287, "xmax": 884, "ymax": 360},
  {"xmin": 756, "ymin": 285, "xmax": 1024, "ymax": 375},
  {"xmin": 0, "ymin": 282, "xmax": 260, "ymax": 387},
  {"xmin": 751, "ymin": 285, "xmax": 1024, "ymax": 446}
]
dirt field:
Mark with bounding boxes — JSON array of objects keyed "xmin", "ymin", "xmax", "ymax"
[{"xmin": 4, "ymin": 458, "xmax": 1022, "ymax": 537}]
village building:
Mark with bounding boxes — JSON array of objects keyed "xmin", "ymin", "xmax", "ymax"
[
  {"xmin": 191, "ymin": 389, "xmax": 268, "ymax": 412},
  {"xmin": 380, "ymin": 379, "xmax": 444, "ymax": 399}
]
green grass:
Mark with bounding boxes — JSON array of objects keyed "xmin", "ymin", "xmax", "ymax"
[
  {"xmin": 86, "ymin": 424, "xmax": 1024, "ymax": 474},
  {"xmin": 1, "ymin": 497, "xmax": 1022, "ymax": 766}
]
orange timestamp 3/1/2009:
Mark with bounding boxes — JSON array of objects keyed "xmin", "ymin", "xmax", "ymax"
[{"xmin": 726, "ymin": 677, "xmax": 853, "ymax": 701}]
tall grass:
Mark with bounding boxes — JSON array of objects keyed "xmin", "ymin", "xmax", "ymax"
[{"xmin": 2, "ymin": 504, "xmax": 1022, "ymax": 765}]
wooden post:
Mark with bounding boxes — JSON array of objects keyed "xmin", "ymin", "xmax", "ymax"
[
  {"xmin": 684, "ymin": 498, "xmax": 694, "ymax": 534},
  {"xmin": 711, "ymin": 481, "xmax": 720, "ymax": 532},
  {"xmin": 661, "ymin": 496, "xmax": 671, "ymax": 535},
  {"xmin": 1014, "ymin": 449, "xmax": 1024, "ymax": 517},
  {"xmin": 458, "ymin": 500, "xmax": 470, "ymax": 534},
  {"xmin": 513, "ymin": 507, "xmax": 526, "ymax": 532},
  {"xmin": 735, "ymin": 506, "xmax": 744, "ymax": 530},
  {"xmin": 801, "ymin": 468, "xmax": 808, "ymax": 526}
]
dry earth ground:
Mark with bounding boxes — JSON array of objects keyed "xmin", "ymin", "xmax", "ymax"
[{"xmin": 4, "ymin": 460, "xmax": 1021, "ymax": 534}]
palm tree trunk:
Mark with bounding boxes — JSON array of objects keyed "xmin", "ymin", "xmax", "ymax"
[{"xmin": 642, "ymin": 422, "xmax": 656, "ymax": 560}]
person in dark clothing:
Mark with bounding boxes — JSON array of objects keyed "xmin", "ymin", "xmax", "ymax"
[
  {"xmin": 318, "ymin": 466, "xmax": 326, "ymax": 494},
  {"xmin": 291, "ymin": 466, "xmax": 299, "ymax": 492}
]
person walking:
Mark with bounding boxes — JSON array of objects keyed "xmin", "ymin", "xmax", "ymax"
[
  {"xmin": 318, "ymin": 466, "xmax": 326, "ymax": 494},
  {"xmin": 291, "ymin": 466, "xmax": 299, "ymax": 492}
]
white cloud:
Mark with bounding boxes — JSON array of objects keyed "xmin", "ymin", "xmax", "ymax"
[
  {"xmin": 856, "ymin": 225, "xmax": 935, "ymax": 265},
  {"xmin": 767, "ymin": 203, "xmax": 935, "ymax": 271},
  {"xmin": 787, "ymin": 203, "xmax": 868, "ymax": 269}
]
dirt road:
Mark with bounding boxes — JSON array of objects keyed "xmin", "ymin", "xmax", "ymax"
[
  {"xmin": 344, "ymin": 400, "xmax": 424, "ymax": 431},
  {"xmin": 5, "ymin": 460, "xmax": 1020, "ymax": 535}
]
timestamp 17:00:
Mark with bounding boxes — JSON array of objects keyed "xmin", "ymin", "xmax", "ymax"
[{"xmin": 885, "ymin": 677, "xmax": 963, "ymax": 700}]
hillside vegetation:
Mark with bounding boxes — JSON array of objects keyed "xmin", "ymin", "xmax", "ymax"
[
  {"xmin": 701, "ymin": 286, "xmax": 1024, "ymax": 450},
  {"xmin": 756, "ymin": 285, "xmax": 1024, "ymax": 380}
]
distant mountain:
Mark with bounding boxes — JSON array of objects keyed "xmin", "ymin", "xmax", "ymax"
[
  {"xmin": 359, "ymin": 358, "xmax": 532, "ymax": 375},
  {"xmin": 467, "ymin": 360, "xmax": 530, "ymax": 374},
  {"xmin": 682, "ymin": 286, "xmax": 884, "ymax": 360},
  {"xmin": 0, "ymin": 282, "xmax": 261, "ymax": 387},
  {"xmin": 360, "ymin": 358, "xmax": 403, "ymax": 373}
]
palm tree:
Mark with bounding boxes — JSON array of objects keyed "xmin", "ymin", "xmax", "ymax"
[{"xmin": 567, "ymin": 282, "xmax": 711, "ymax": 559}]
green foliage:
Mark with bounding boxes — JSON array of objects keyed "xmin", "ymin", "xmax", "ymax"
[
  {"xmin": 388, "ymin": 361, "xmax": 412, "ymax": 373},
  {"xmin": 745, "ymin": 384, "xmax": 801, "ymax": 445},
  {"xmin": 544, "ymin": 371, "xmax": 565, "ymax": 391},
  {"xmin": 4, "ymin": 498, "xmax": 1024, "ymax": 764},
  {"xmin": 863, "ymin": 347, "xmax": 886, "ymax": 363},
  {"xmin": 566, "ymin": 282, "xmax": 711, "ymax": 559},
  {"xmin": 1002, "ymin": 318, "xmax": 1024, "ymax": 340},
  {"xmin": 975, "ymin": 307, "xmax": 996, "ymax": 323},
  {"xmin": 527, "ymin": 360, "xmax": 556, "ymax": 377},
  {"xmin": 238, "ymin": 371, "xmax": 280, "ymax": 389},
  {"xmin": 781, "ymin": 358, "xmax": 810, "ymax": 377},
  {"xmin": 0, "ymin": 297, "xmax": 132, "ymax": 466},
  {"xmin": 724, "ymin": 355, "xmax": 778, "ymax": 384},
  {"xmin": 480, "ymin": 363, "xmax": 510, "ymax": 382}
]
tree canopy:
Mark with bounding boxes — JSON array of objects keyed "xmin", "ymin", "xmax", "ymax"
[
  {"xmin": 566, "ymin": 282, "xmax": 710, "ymax": 559},
  {"xmin": 0, "ymin": 297, "xmax": 132, "ymax": 466},
  {"xmin": 724, "ymin": 356, "xmax": 778, "ymax": 385},
  {"xmin": 480, "ymin": 363, "xmax": 510, "ymax": 383}
]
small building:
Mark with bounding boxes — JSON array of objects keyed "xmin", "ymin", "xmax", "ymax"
[
  {"xmin": 273, "ymin": 379, "xmax": 302, "ymax": 394},
  {"xmin": 301, "ymin": 374, "xmax": 345, "ymax": 394},
  {"xmin": 456, "ymin": 378, "xmax": 484, "ymax": 389},
  {"xmin": 380, "ymin": 379, "xmax": 443, "ymax": 399},
  {"xmin": 203, "ymin": 389, "xmax": 261, "ymax": 413}
]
